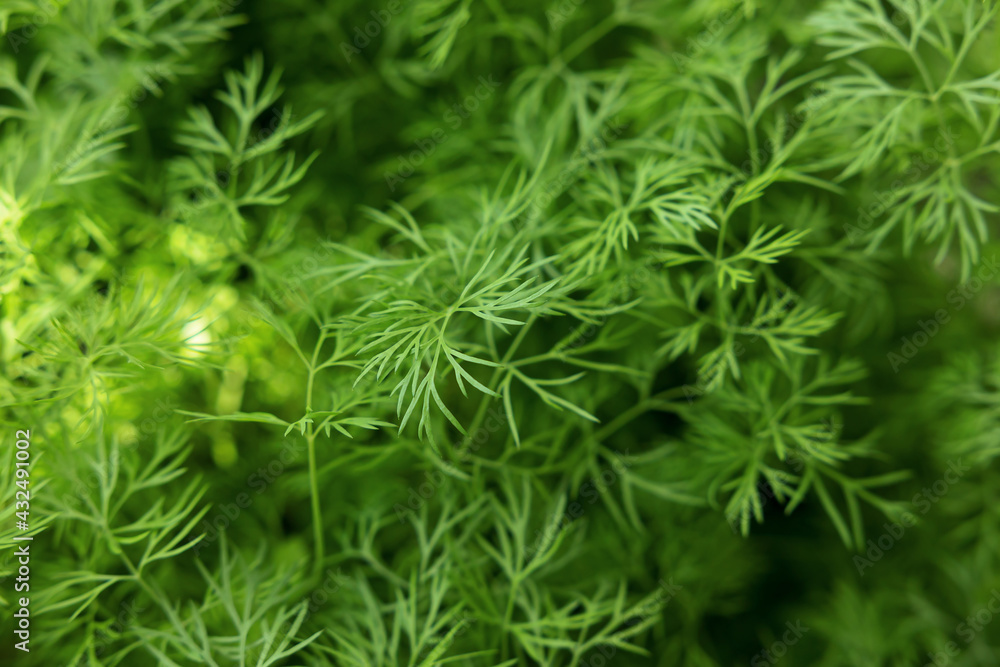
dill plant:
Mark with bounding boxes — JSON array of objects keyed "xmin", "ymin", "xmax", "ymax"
[{"xmin": 0, "ymin": 0, "xmax": 999, "ymax": 665}]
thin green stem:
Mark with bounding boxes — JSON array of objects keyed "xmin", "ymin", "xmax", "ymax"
[
  {"xmin": 556, "ymin": 14, "xmax": 618, "ymax": 66},
  {"xmin": 591, "ymin": 387, "xmax": 687, "ymax": 442},
  {"xmin": 305, "ymin": 330, "xmax": 328, "ymax": 576},
  {"xmin": 501, "ymin": 575, "xmax": 521, "ymax": 661},
  {"xmin": 307, "ymin": 433, "xmax": 322, "ymax": 575},
  {"xmin": 463, "ymin": 314, "xmax": 538, "ymax": 447}
]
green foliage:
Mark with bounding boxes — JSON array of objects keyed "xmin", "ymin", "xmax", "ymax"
[{"xmin": 1, "ymin": 0, "xmax": 1000, "ymax": 665}]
